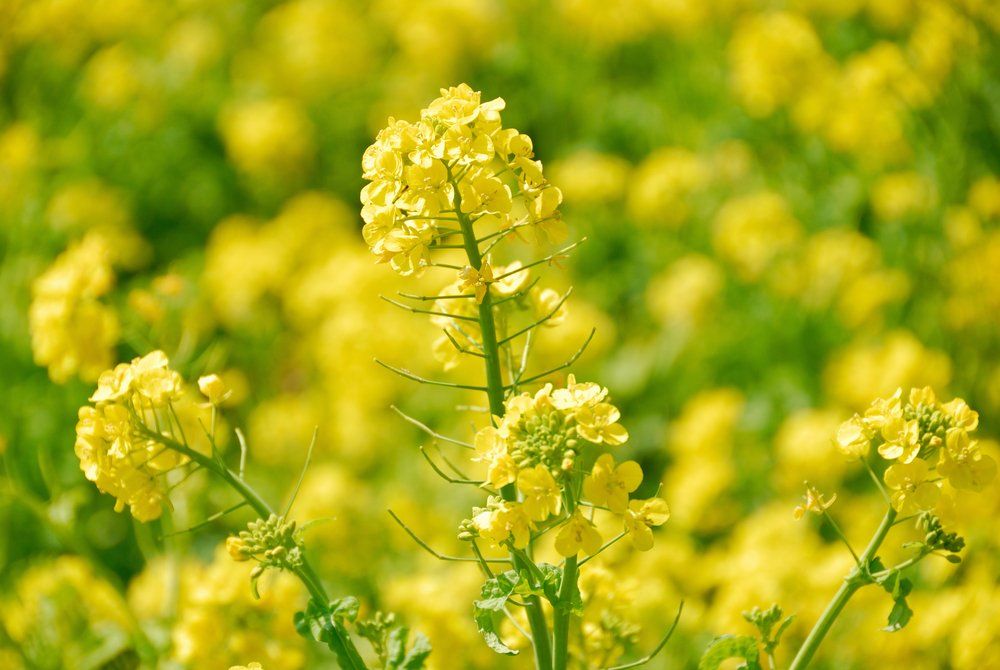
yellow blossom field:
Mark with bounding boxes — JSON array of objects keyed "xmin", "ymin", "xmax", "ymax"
[{"xmin": 1, "ymin": 1, "xmax": 999, "ymax": 669}]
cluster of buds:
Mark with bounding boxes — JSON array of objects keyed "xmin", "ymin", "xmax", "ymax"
[
  {"xmin": 918, "ymin": 513, "xmax": 965, "ymax": 555},
  {"xmin": 227, "ymin": 514, "xmax": 304, "ymax": 577}
]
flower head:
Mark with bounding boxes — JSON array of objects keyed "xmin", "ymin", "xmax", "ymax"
[
  {"xmin": 555, "ymin": 511, "xmax": 603, "ymax": 557},
  {"xmin": 623, "ymin": 498, "xmax": 670, "ymax": 551},
  {"xmin": 793, "ymin": 485, "xmax": 837, "ymax": 520},
  {"xmin": 516, "ymin": 465, "xmax": 562, "ymax": 522},
  {"xmin": 361, "ymin": 84, "xmax": 563, "ymax": 276},
  {"xmin": 583, "ymin": 454, "xmax": 643, "ymax": 514},
  {"xmin": 884, "ymin": 458, "xmax": 940, "ymax": 515}
]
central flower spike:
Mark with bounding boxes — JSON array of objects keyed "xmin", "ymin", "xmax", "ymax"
[{"xmin": 360, "ymin": 83, "xmax": 565, "ymax": 276}]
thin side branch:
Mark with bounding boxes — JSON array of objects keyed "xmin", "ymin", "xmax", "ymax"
[
  {"xmin": 376, "ymin": 359, "xmax": 488, "ymax": 391},
  {"xmin": 515, "ymin": 328, "xmax": 596, "ymax": 387},
  {"xmin": 419, "ymin": 446, "xmax": 485, "ymax": 486},
  {"xmin": 604, "ymin": 600, "xmax": 684, "ymax": 670},
  {"xmin": 381, "ymin": 295, "xmax": 479, "ymax": 322},
  {"xmin": 283, "ymin": 427, "xmax": 318, "ymax": 517},
  {"xmin": 390, "ymin": 405, "xmax": 474, "ymax": 449},
  {"xmin": 387, "ymin": 510, "xmax": 511, "ymax": 564},
  {"xmin": 159, "ymin": 501, "xmax": 248, "ymax": 539},
  {"xmin": 498, "ymin": 288, "xmax": 573, "ymax": 346}
]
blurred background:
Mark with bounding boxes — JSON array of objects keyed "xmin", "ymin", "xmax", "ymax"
[{"xmin": 1, "ymin": 0, "xmax": 998, "ymax": 668}]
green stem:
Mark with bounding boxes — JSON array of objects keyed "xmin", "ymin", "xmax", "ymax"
[
  {"xmin": 145, "ymin": 432, "xmax": 368, "ymax": 670},
  {"xmin": 552, "ymin": 555, "xmax": 578, "ymax": 670},
  {"xmin": 454, "ymin": 189, "xmax": 553, "ymax": 670},
  {"xmin": 789, "ymin": 507, "xmax": 897, "ymax": 670}
]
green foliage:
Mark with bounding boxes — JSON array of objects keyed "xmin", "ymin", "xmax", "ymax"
[
  {"xmin": 474, "ymin": 571, "xmax": 525, "ymax": 656},
  {"xmin": 357, "ymin": 611, "xmax": 432, "ymax": 670},
  {"xmin": 698, "ymin": 634, "xmax": 761, "ymax": 670}
]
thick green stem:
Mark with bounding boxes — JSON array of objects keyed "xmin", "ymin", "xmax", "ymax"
[
  {"xmin": 454, "ymin": 194, "xmax": 553, "ymax": 670},
  {"xmin": 552, "ymin": 555, "xmax": 578, "ymax": 670},
  {"xmin": 789, "ymin": 507, "xmax": 897, "ymax": 670}
]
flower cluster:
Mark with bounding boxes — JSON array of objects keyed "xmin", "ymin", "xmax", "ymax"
[
  {"xmin": 227, "ymin": 514, "xmax": 305, "ymax": 589},
  {"xmin": 836, "ymin": 387, "xmax": 996, "ymax": 516},
  {"xmin": 29, "ymin": 232, "xmax": 120, "ymax": 383},
  {"xmin": 468, "ymin": 376, "xmax": 668, "ymax": 555},
  {"xmin": 360, "ymin": 83, "xmax": 565, "ymax": 275},
  {"xmin": 74, "ymin": 350, "xmax": 206, "ymax": 521}
]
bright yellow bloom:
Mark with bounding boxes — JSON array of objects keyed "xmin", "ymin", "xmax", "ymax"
[
  {"xmin": 551, "ymin": 374, "xmax": 607, "ymax": 410},
  {"xmin": 575, "ymin": 403, "xmax": 628, "ymax": 446},
  {"xmin": 474, "ymin": 500, "xmax": 533, "ymax": 549},
  {"xmin": 583, "ymin": 454, "xmax": 643, "ymax": 514},
  {"xmin": 230, "ymin": 664, "xmax": 263, "ymax": 670},
  {"xmin": 474, "ymin": 426, "xmax": 518, "ymax": 489},
  {"xmin": 834, "ymin": 415, "xmax": 870, "ymax": 457},
  {"xmin": 516, "ymin": 465, "xmax": 562, "ymax": 522},
  {"xmin": 555, "ymin": 511, "xmax": 603, "ymax": 557},
  {"xmin": 938, "ymin": 429, "xmax": 996, "ymax": 492},
  {"xmin": 793, "ymin": 486, "xmax": 837, "ymax": 520},
  {"xmin": 198, "ymin": 373, "xmax": 231, "ymax": 405},
  {"xmin": 457, "ymin": 261, "xmax": 493, "ymax": 304},
  {"xmin": 623, "ymin": 498, "xmax": 670, "ymax": 551},
  {"xmin": 884, "ymin": 458, "xmax": 940, "ymax": 515},
  {"xmin": 29, "ymin": 232, "xmax": 120, "ymax": 383},
  {"xmin": 361, "ymin": 84, "xmax": 562, "ymax": 276}
]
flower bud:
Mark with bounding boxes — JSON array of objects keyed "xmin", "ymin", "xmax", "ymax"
[{"xmin": 198, "ymin": 374, "xmax": 230, "ymax": 405}]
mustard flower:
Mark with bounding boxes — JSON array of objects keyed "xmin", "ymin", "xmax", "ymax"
[
  {"xmin": 75, "ymin": 351, "xmax": 205, "ymax": 521},
  {"xmin": 473, "ymin": 499, "xmax": 533, "ymax": 549},
  {"xmin": 884, "ymin": 459, "xmax": 940, "ymax": 515},
  {"xmin": 583, "ymin": 453, "xmax": 643, "ymax": 514},
  {"xmin": 623, "ymin": 498, "xmax": 670, "ymax": 551},
  {"xmin": 474, "ymin": 426, "xmax": 518, "ymax": 490},
  {"xmin": 575, "ymin": 403, "xmax": 628, "ymax": 446},
  {"xmin": 457, "ymin": 260, "xmax": 493, "ymax": 304},
  {"xmin": 793, "ymin": 486, "xmax": 837, "ymax": 520},
  {"xmin": 516, "ymin": 465, "xmax": 562, "ymax": 522},
  {"xmin": 361, "ymin": 84, "xmax": 563, "ymax": 276},
  {"xmin": 198, "ymin": 373, "xmax": 230, "ymax": 406},
  {"xmin": 834, "ymin": 415, "xmax": 871, "ymax": 457},
  {"xmin": 29, "ymin": 233, "xmax": 120, "ymax": 383},
  {"xmin": 555, "ymin": 511, "xmax": 603, "ymax": 557},
  {"xmin": 938, "ymin": 429, "xmax": 996, "ymax": 492}
]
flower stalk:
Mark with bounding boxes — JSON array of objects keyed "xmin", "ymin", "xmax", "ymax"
[{"xmin": 789, "ymin": 507, "xmax": 897, "ymax": 669}]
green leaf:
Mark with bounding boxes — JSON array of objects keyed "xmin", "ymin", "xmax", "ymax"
[
  {"xmin": 386, "ymin": 625, "xmax": 409, "ymax": 667},
  {"xmin": 473, "ymin": 571, "xmax": 522, "ymax": 656},
  {"xmin": 330, "ymin": 596, "xmax": 360, "ymax": 623},
  {"xmin": 698, "ymin": 635, "xmax": 761, "ymax": 670},
  {"xmin": 401, "ymin": 632, "xmax": 432, "ymax": 669},
  {"xmin": 293, "ymin": 599, "xmax": 360, "ymax": 668},
  {"xmin": 883, "ymin": 595, "xmax": 913, "ymax": 632}
]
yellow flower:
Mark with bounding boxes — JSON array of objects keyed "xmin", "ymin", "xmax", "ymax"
[
  {"xmin": 474, "ymin": 500, "xmax": 533, "ymax": 549},
  {"xmin": 551, "ymin": 374, "xmax": 607, "ymax": 410},
  {"xmin": 226, "ymin": 536, "xmax": 250, "ymax": 562},
  {"xmin": 555, "ymin": 512, "xmax": 603, "ymax": 557},
  {"xmin": 884, "ymin": 458, "xmax": 940, "ymax": 515},
  {"xmin": 457, "ymin": 260, "xmax": 493, "ymax": 304},
  {"xmin": 623, "ymin": 498, "xmax": 670, "ymax": 551},
  {"xmin": 516, "ymin": 465, "xmax": 562, "ymax": 522},
  {"xmin": 198, "ymin": 374, "xmax": 230, "ymax": 406},
  {"xmin": 876, "ymin": 415, "xmax": 921, "ymax": 463},
  {"xmin": 474, "ymin": 426, "xmax": 518, "ymax": 489},
  {"xmin": 938, "ymin": 429, "xmax": 996, "ymax": 492},
  {"xmin": 792, "ymin": 485, "xmax": 837, "ymax": 520},
  {"xmin": 582, "ymin": 454, "xmax": 642, "ymax": 514},
  {"xmin": 834, "ymin": 415, "xmax": 870, "ymax": 457},
  {"xmin": 942, "ymin": 398, "xmax": 979, "ymax": 431},
  {"xmin": 230, "ymin": 664, "xmax": 263, "ymax": 670},
  {"xmin": 575, "ymin": 403, "xmax": 628, "ymax": 446}
]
